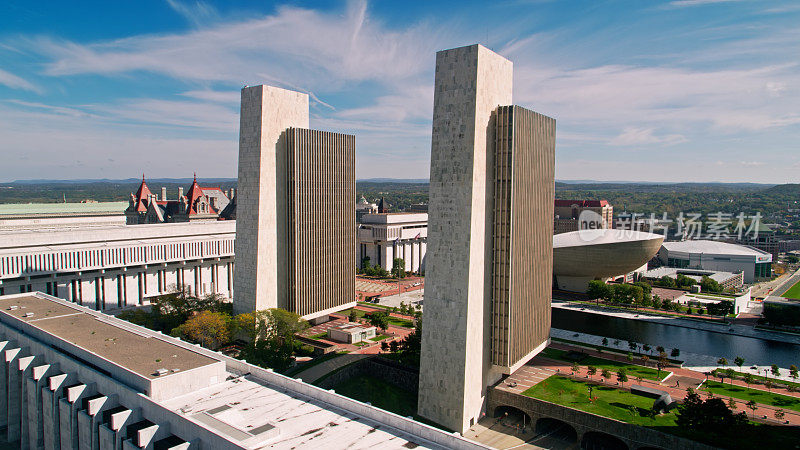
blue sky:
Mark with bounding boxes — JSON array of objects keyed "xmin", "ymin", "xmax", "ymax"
[{"xmin": 1, "ymin": 0, "xmax": 799, "ymax": 183}]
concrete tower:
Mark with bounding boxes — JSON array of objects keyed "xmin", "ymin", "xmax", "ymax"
[
  {"xmin": 234, "ymin": 85, "xmax": 309, "ymax": 315},
  {"xmin": 233, "ymin": 85, "xmax": 356, "ymax": 318},
  {"xmin": 417, "ymin": 44, "xmax": 555, "ymax": 433}
]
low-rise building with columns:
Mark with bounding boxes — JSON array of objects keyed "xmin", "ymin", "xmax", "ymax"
[
  {"xmin": 358, "ymin": 212, "xmax": 427, "ymax": 273},
  {"xmin": 0, "ymin": 221, "xmax": 235, "ymax": 310}
]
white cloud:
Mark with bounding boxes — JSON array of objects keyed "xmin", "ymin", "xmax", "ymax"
[
  {"xmin": 0, "ymin": 68, "xmax": 41, "ymax": 93},
  {"xmin": 179, "ymin": 89, "xmax": 240, "ymax": 104},
  {"xmin": 609, "ymin": 127, "xmax": 686, "ymax": 146}
]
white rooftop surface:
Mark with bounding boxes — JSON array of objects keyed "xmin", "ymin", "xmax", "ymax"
[
  {"xmin": 162, "ymin": 376, "xmax": 440, "ymax": 449},
  {"xmin": 553, "ymin": 229, "xmax": 663, "ymax": 248},
  {"xmin": 644, "ymin": 267, "xmax": 740, "ymax": 282},
  {"xmin": 661, "ymin": 240, "xmax": 769, "ymax": 257}
]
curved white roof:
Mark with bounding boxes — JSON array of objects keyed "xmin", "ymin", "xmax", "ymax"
[
  {"xmin": 661, "ymin": 240, "xmax": 769, "ymax": 257},
  {"xmin": 553, "ymin": 229, "xmax": 663, "ymax": 248}
]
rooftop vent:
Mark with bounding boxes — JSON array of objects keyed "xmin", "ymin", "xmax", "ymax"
[
  {"xmin": 23, "ymin": 312, "xmax": 34, "ymax": 318},
  {"xmin": 8, "ymin": 306, "xmax": 19, "ymax": 310},
  {"xmin": 154, "ymin": 368, "xmax": 168, "ymax": 376}
]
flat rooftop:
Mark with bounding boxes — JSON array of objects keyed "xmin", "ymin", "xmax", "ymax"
[
  {"xmin": 644, "ymin": 267, "xmax": 741, "ymax": 283},
  {"xmin": 662, "ymin": 240, "xmax": 771, "ymax": 258},
  {"xmin": 0, "ymin": 295, "xmax": 218, "ymax": 379},
  {"xmin": 162, "ymin": 376, "xmax": 436, "ymax": 449},
  {"xmin": 0, "ymin": 201, "xmax": 128, "ymax": 216}
]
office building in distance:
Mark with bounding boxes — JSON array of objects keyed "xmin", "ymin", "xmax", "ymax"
[
  {"xmin": 234, "ymin": 85, "xmax": 356, "ymax": 319},
  {"xmin": 418, "ymin": 44, "xmax": 555, "ymax": 433},
  {"xmin": 658, "ymin": 240, "xmax": 772, "ymax": 283},
  {"xmin": 357, "ymin": 212, "xmax": 428, "ymax": 273},
  {"xmin": 553, "ymin": 199, "xmax": 613, "ymax": 234}
]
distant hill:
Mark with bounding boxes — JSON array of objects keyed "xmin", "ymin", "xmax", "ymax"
[
  {"xmin": 9, "ymin": 178, "xmax": 237, "ymax": 185},
  {"xmin": 357, "ymin": 178, "xmax": 429, "ymax": 183}
]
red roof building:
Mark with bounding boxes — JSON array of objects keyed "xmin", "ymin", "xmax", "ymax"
[{"xmin": 125, "ymin": 175, "xmax": 234, "ymax": 225}]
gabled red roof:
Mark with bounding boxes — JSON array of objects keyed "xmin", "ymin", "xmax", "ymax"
[
  {"xmin": 133, "ymin": 175, "xmax": 153, "ymax": 212},
  {"xmin": 185, "ymin": 174, "xmax": 218, "ymax": 215},
  {"xmin": 554, "ymin": 199, "xmax": 609, "ymax": 208}
]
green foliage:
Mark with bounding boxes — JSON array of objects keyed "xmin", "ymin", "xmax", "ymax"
[
  {"xmin": 238, "ymin": 308, "xmax": 309, "ymax": 371},
  {"xmin": 655, "ymin": 276, "xmax": 677, "ymax": 288},
  {"xmin": 763, "ymin": 301, "xmax": 800, "ymax": 326},
  {"xmin": 367, "ymin": 311, "xmax": 390, "ymax": 331},
  {"xmin": 391, "ymin": 258, "xmax": 406, "ymax": 278},
  {"xmin": 700, "ymin": 275, "xmax": 723, "ymax": 293},
  {"xmin": 677, "ymin": 388, "xmax": 748, "ymax": 433},
  {"xmin": 587, "ymin": 280, "xmax": 611, "ymax": 299},
  {"xmin": 676, "ymin": 274, "xmax": 697, "ymax": 288}
]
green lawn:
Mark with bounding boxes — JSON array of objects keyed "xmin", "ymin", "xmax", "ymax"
[
  {"xmin": 308, "ymin": 332, "xmax": 328, "ymax": 339},
  {"xmin": 525, "ymin": 375, "xmax": 800, "ymax": 450},
  {"xmin": 711, "ymin": 368, "xmax": 800, "ymax": 389},
  {"xmin": 341, "ymin": 308, "xmax": 415, "ymax": 329},
  {"xmin": 370, "ymin": 334, "xmax": 390, "ymax": 341},
  {"xmin": 541, "ymin": 348, "xmax": 670, "ymax": 381},
  {"xmin": 523, "ymin": 375, "xmax": 677, "ymax": 427},
  {"xmin": 329, "ymin": 375, "xmax": 418, "ymax": 417},
  {"xmin": 782, "ymin": 279, "xmax": 800, "ymax": 300},
  {"xmin": 702, "ymin": 380, "xmax": 800, "ymax": 412}
]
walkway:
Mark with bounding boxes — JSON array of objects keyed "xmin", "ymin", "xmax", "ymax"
[{"xmin": 292, "ymin": 353, "xmax": 369, "ymax": 383}]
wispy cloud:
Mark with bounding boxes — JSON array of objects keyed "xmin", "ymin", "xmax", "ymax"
[
  {"xmin": 668, "ymin": 0, "xmax": 743, "ymax": 7},
  {"xmin": 165, "ymin": 0, "xmax": 218, "ymax": 26},
  {"xmin": 0, "ymin": 68, "xmax": 41, "ymax": 93},
  {"xmin": 609, "ymin": 127, "xmax": 686, "ymax": 146}
]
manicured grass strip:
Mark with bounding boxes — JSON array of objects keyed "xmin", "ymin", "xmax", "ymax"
[
  {"xmin": 711, "ymin": 368, "xmax": 800, "ymax": 389},
  {"xmin": 557, "ymin": 299, "xmax": 730, "ymax": 324},
  {"xmin": 308, "ymin": 332, "xmax": 328, "ymax": 339},
  {"xmin": 523, "ymin": 375, "xmax": 678, "ymax": 427},
  {"xmin": 550, "ymin": 337, "xmax": 683, "ymax": 364},
  {"xmin": 342, "ymin": 308, "xmax": 415, "ymax": 328},
  {"xmin": 541, "ymin": 348, "xmax": 669, "ymax": 381},
  {"xmin": 782, "ymin": 279, "xmax": 800, "ymax": 300},
  {"xmin": 702, "ymin": 380, "xmax": 800, "ymax": 412},
  {"xmin": 370, "ymin": 334, "xmax": 390, "ymax": 341},
  {"xmin": 328, "ymin": 375, "xmax": 418, "ymax": 418}
]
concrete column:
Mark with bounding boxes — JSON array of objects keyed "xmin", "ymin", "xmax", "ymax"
[
  {"xmin": 77, "ymin": 394, "xmax": 114, "ymax": 450},
  {"xmin": 59, "ymin": 383, "xmax": 94, "ymax": 450},
  {"xmin": 0, "ymin": 341, "xmax": 12, "ymax": 430},
  {"xmin": 101, "ymin": 407, "xmax": 138, "ymax": 450},
  {"xmin": 26, "ymin": 362, "xmax": 55, "ymax": 450},
  {"xmin": 419, "ymin": 241, "xmax": 427, "ymax": 271},
  {"xmin": 5, "ymin": 347, "xmax": 25, "ymax": 442},
  {"xmin": 103, "ymin": 275, "xmax": 115, "ymax": 310},
  {"xmin": 13, "ymin": 354, "xmax": 36, "ymax": 446},
  {"xmin": 123, "ymin": 420, "xmax": 158, "ymax": 450},
  {"xmin": 43, "ymin": 372, "xmax": 73, "ymax": 450}
]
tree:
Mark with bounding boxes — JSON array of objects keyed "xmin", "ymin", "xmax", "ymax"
[
  {"xmin": 602, "ymin": 337, "xmax": 609, "ymax": 347},
  {"xmin": 717, "ymin": 357, "xmax": 728, "ymax": 369},
  {"xmin": 367, "ymin": 311, "xmax": 390, "ymax": 332},
  {"xmin": 775, "ymin": 409, "xmax": 786, "ymax": 421},
  {"xmin": 676, "ymin": 388, "xmax": 747, "ymax": 432},
  {"xmin": 348, "ymin": 309, "xmax": 359, "ymax": 322},
  {"xmin": 571, "ymin": 362, "xmax": 580, "ymax": 373},
  {"xmin": 389, "ymin": 340, "xmax": 400, "ymax": 353},
  {"xmin": 743, "ymin": 373, "xmax": 754, "ymax": 388},
  {"xmin": 642, "ymin": 344, "xmax": 651, "ymax": 355},
  {"xmin": 175, "ymin": 311, "xmax": 232, "ymax": 350},
  {"xmin": 628, "ymin": 341, "xmax": 638, "ymax": 352},
  {"xmin": 587, "ymin": 366, "xmax": 597, "ymax": 379},
  {"xmin": 727, "ymin": 397, "xmax": 737, "ymax": 410},
  {"xmin": 626, "ymin": 352, "xmax": 634, "ymax": 362},
  {"xmin": 771, "ymin": 364, "xmax": 781, "ymax": 378},
  {"xmin": 237, "ymin": 308, "xmax": 310, "ymax": 371},
  {"xmin": 656, "ymin": 345, "xmax": 665, "ymax": 354},
  {"xmin": 734, "ymin": 356, "xmax": 745, "ymax": 373},
  {"xmin": 587, "ymin": 280, "xmax": 611, "ymax": 303},
  {"xmin": 380, "ymin": 341, "xmax": 389, "ymax": 352},
  {"xmin": 671, "ymin": 348, "xmax": 681, "ymax": 358},
  {"xmin": 790, "ymin": 364, "xmax": 799, "ymax": 383},
  {"xmin": 746, "ymin": 400, "xmax": 758, "ymax": 418},
  {"xmin": 391, "ymin": 257, "xmax": 406, "ymax": 279},
  {"xmin": 601, "ymin": 368, "xmax": 612, "ymax": 380},
  {"xmin": 642, "ymin": 355, "xmax": 649, "ymax": 366},
  {"xmin": 617, "ymin": 369, "xmax": 629, "ymax": 387},
  {"xmin": 725, "ymin": 368, "xmax": 736, "ymax": 384},
  {"xmin": 657, "ymin": 352, "xmax": 669, "ymax": 380},
  {"xmin": 657, "ymin": 275, "xmax": 677, "ymax": 288},
  {"xmin": 700, "ymin": 275, "xmax": 723, "ymax": 293}
]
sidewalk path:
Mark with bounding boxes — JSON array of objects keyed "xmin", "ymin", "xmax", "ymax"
[{"xmin": 293, "ymin": 353, "xmax": 369, "ymax": 383}]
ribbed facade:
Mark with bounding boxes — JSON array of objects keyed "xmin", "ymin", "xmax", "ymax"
[
  {"xmin": 286, "ymin": 128, "xmax": 356, "ymax": 317},
  {"xmin": 490, "ymin": 105, "xmax": 555, "ymax": 368}
]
